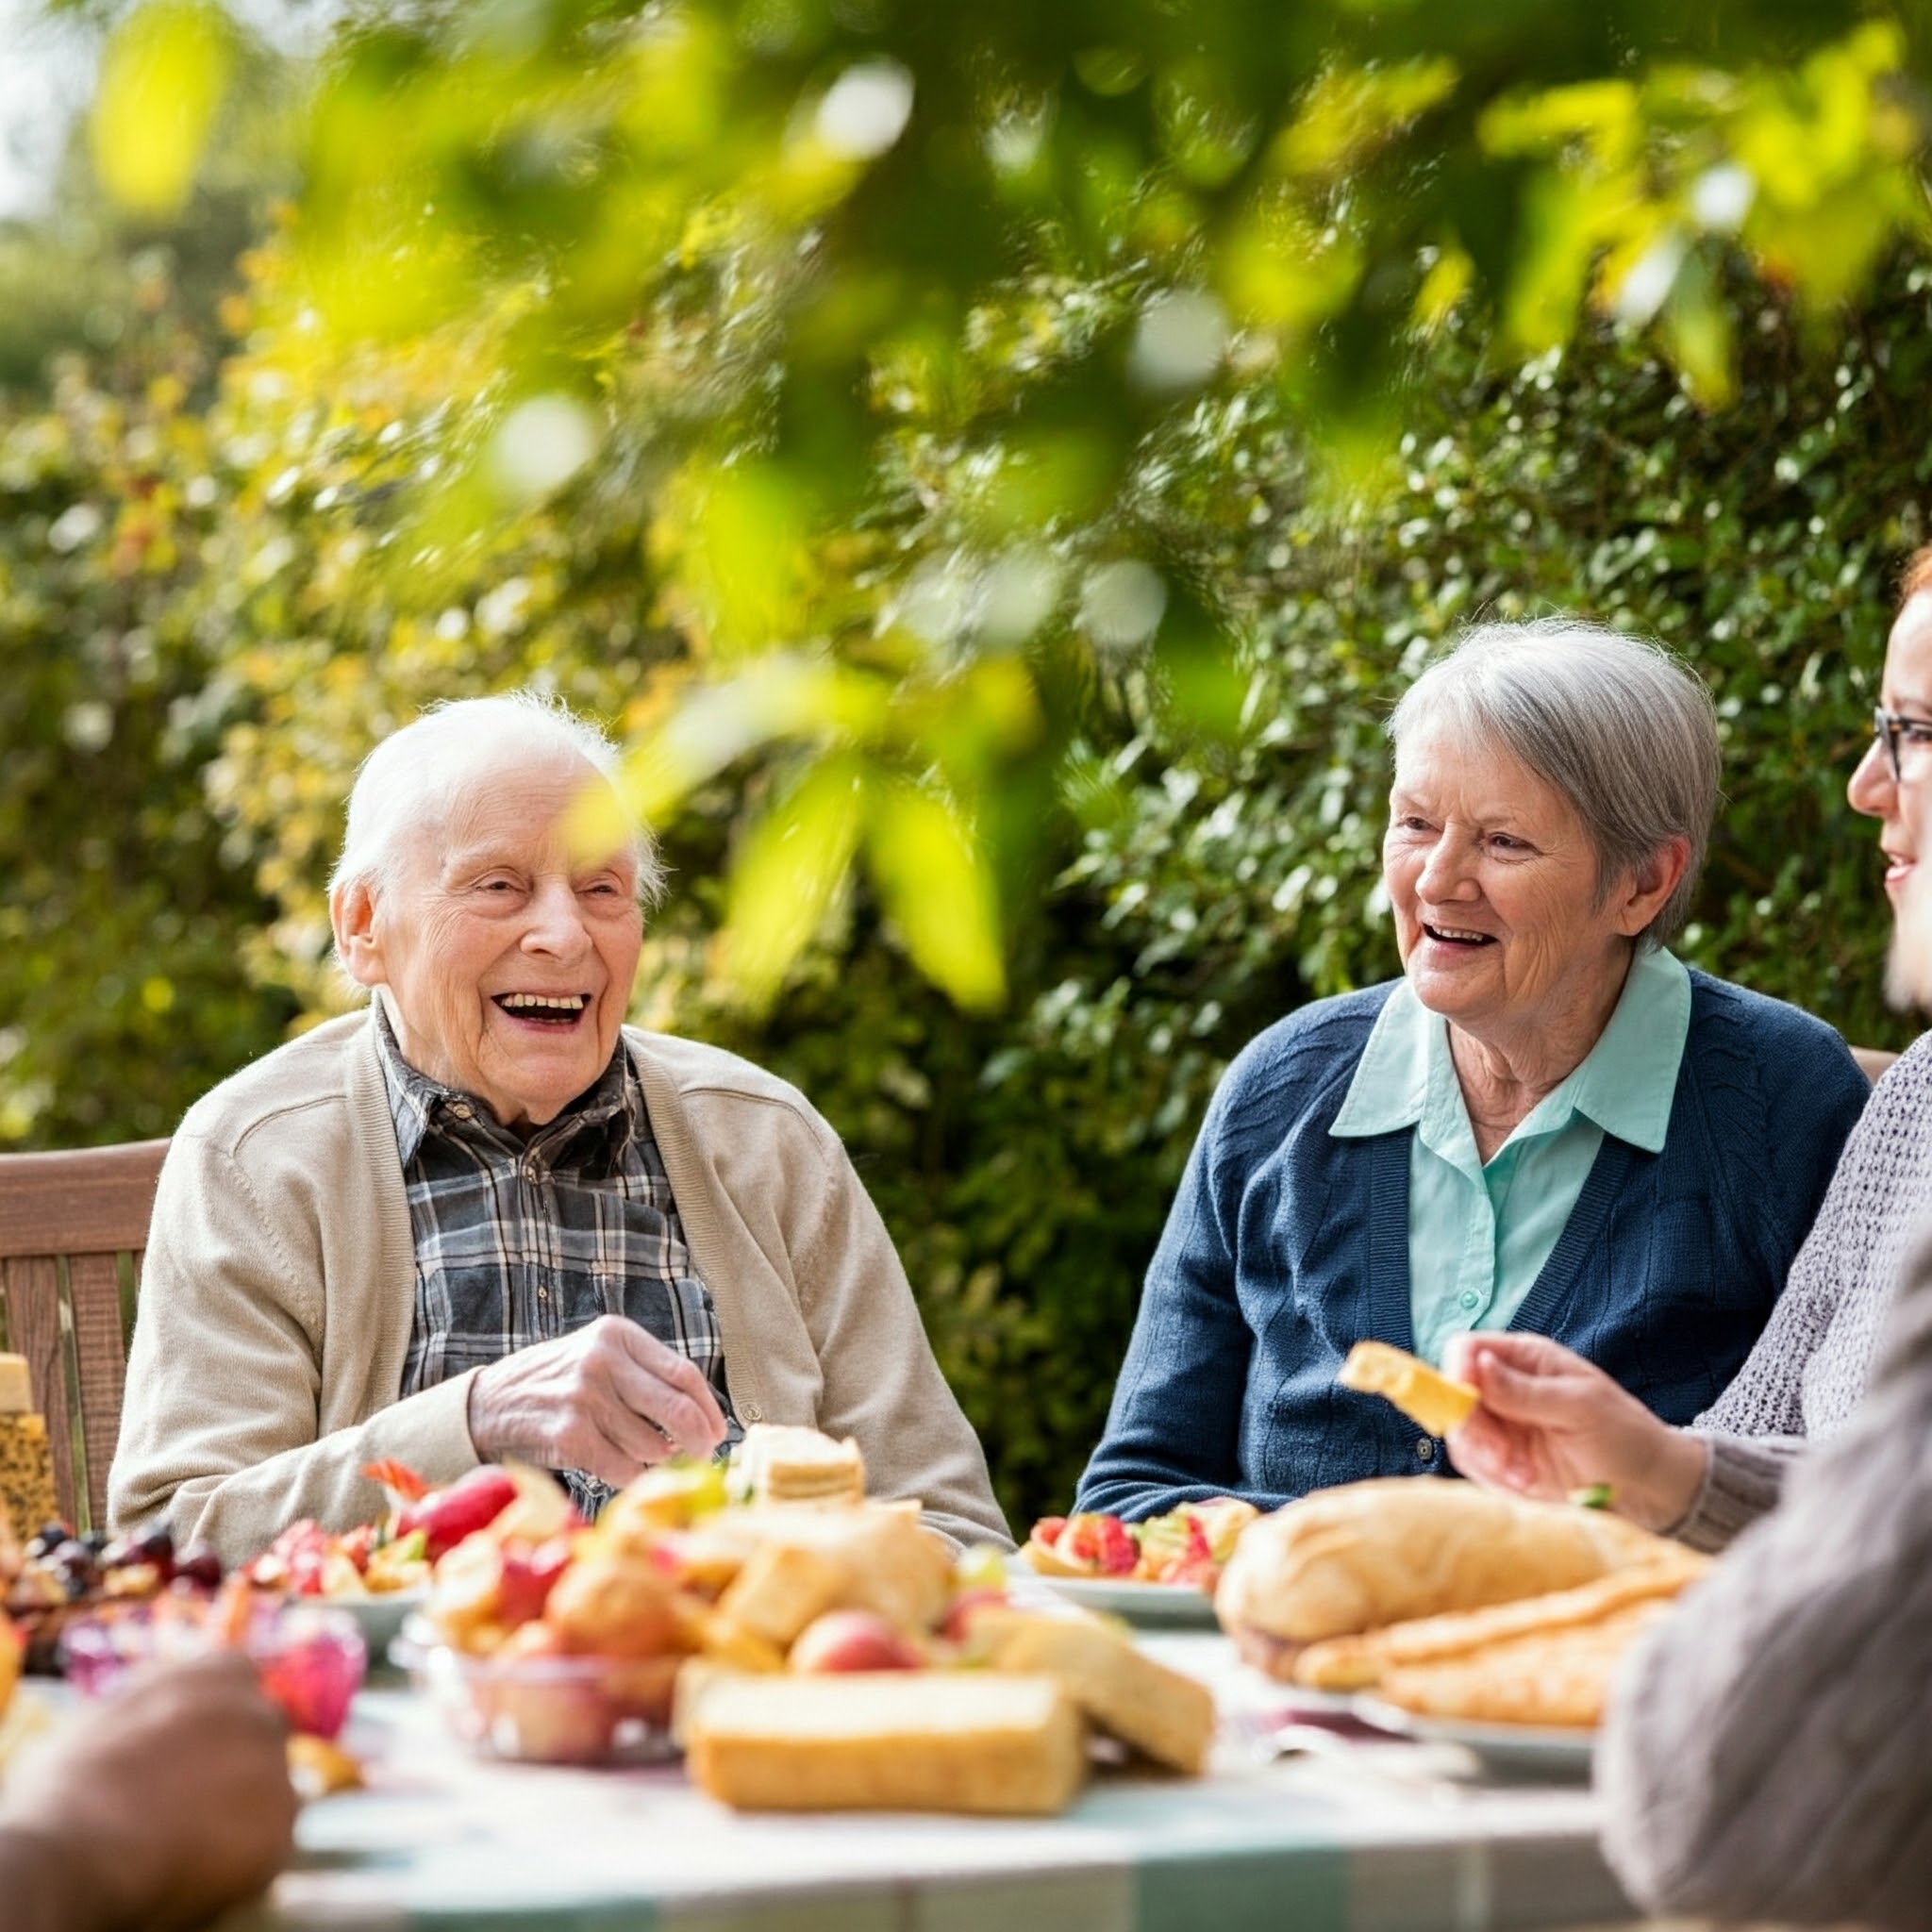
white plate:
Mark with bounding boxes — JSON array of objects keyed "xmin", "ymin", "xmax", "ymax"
[
  {"xmin": 1030, "ymin": 1575, "xmax": 1221, "ymax": 1629},
  {"xmin": 1353, "ymin": 1696, "xmax": 1594, "ymax": 1777},
  {"xmin": 325, "ymin": 1588, "xmax": 429, "ymax": 1661}
]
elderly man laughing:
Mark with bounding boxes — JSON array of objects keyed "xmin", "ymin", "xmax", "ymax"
[{"xmin": 109, "ymin": 694, "xmax": 1009, "ymax": 1558}]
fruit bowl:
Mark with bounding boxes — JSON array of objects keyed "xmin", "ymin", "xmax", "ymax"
[
  {"xmin": 60, "ymin": 1596, "xmax": 367, "ymax": 1740},
  {"xmin": 394, "ymin": 1617, "xmax": 681, "ymax": 1766}
]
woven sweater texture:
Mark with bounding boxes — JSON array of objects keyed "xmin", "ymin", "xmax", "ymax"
[
  {"xmin": 1673, "ymin": 1027, "xmax": 1932, "ymax": 1549},
  {"xmin": 1076, "ymin": 972, "xmax": 1868, "ymax": 1520},
  {"xmin": 1600, "ymin": 1209, "xmax": 1932, "ymax": 1928}
]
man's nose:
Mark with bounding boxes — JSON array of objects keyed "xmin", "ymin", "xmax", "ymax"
[{"xmin": 522, "ymin": 879, "xmax": 592, "ymax": 956}]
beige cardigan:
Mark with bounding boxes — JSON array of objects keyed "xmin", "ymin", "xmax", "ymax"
[{"xmin": 109, "ymin": 1014, "xmax": 1011, "ymax": 1561}]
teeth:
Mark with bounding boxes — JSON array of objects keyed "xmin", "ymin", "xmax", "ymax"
[
  {"xmin": 498, "ymin": 993, "xmax": 589, "ymax": 1011},
  {"xmin": 1428, "ymin": 925, "xmax": 1490, "ymax": 942}
]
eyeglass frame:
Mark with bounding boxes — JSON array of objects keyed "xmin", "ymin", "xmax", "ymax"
[{"xmin": 1871, "ymin": 705, "xmax": 1932, "ymax": 784}]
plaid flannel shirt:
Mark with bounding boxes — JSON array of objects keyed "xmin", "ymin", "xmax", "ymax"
[{"xmin": 375, "ymin": 1006, "xmax": 739, "ymax": 1518}]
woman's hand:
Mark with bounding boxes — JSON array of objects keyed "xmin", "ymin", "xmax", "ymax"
[{"xmin": 1441, "ymin": 1332, "xmax": 1710, "ymax": 1534}]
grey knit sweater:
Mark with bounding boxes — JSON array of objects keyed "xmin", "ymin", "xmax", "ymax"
[
  {"xmin": 1599, "ymin": 1208, "xmax": 1932, "ymax": 1925},
  {"xmin": 1670, "ymin": 1028, "xmax": 1932, "ymax": 1551}
]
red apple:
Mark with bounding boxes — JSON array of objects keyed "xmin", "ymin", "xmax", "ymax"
[
  {"xmin": 788, "ymin": 1609, "xmax": 924, "ymax": 1674},
  {"xmin": 940, "ymin": 1587, "xmax": 1008, "ymax": 1643}
]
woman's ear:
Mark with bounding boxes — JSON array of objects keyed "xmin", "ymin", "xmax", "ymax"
[
  {"xmin": 330, "ymin": 877, "xmax": 386, "ymax": 989},
  {"xmin": 1614, "ymin": 836, "xmax": 1692, "ymax": 939}
]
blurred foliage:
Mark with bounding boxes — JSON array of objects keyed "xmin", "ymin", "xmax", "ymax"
[{"xmin": 7, "ymin": 0, "xmax": 1932, "ymax": 1520}]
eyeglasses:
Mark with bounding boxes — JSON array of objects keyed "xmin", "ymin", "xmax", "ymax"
[{"xmin": 1872, "ymin": 705, "xmax": 1932, "ymax": 783}]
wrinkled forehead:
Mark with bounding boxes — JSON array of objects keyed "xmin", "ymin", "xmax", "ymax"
[{"xmin": 403, "ymin": 747, "xmax": 638, "ymax": 876}]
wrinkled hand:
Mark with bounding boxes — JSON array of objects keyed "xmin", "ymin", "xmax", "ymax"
[
  {"xmin": 1441, "ymin": 1332, "xmax": 1709, "ymax": 1534},
  {"xmin": 466, "ymin": 1313, "xmax": 728, "ymax": 1481},
  {"xmin": 1, "ymin": 1652, "xmax": 296, "ymax": 1932}
]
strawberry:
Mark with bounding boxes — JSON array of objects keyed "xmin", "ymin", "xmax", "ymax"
[{"xmin": 1058, "ymin": 1512, "xmax": 1140, "ymax": 1576}]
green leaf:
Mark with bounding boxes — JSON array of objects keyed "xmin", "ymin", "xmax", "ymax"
[
  {"xmin": 91, "ymin": 0, "xmax": 234, "ymax": 217},
  {"xmin": 866, "ymin": 783, "xmax": 1006, "ymax": 1012}
]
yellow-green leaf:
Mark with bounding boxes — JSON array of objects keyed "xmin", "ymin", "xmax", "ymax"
[
  {"xmin": 91, "ymin": 0, "xmax": 232, "ymax": 216},
  {"xmin": 865, "ymin": 783, "xmax": 1005, "ymax": 1012}
]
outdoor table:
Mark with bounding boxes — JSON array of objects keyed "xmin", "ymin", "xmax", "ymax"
[{"xmin": 242, "ymin": 1633, "xmax": 1641, "ymax": 1932}]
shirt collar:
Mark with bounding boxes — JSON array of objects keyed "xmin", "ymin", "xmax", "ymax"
[
  {"xmin": 371, "ymin": 1000, "xmax": 637, "ymax": 1166},
  {"xmin": 1330, "ymin": 947, "xmax": 1690, "ymax": 1156}
]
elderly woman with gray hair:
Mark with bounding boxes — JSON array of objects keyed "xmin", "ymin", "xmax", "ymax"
[{"xmin": 1077, "ymin": 618, "xmax": 1870, "ymax": 1517}]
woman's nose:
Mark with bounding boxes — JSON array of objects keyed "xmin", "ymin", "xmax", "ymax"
[
  {"xmin": 1848, "ymin": 737, "xmax": 1894, "ymax": 819},
  {"xmin": 1416, "ymin": 837, "xmax": 1476, "ymax": 899}
]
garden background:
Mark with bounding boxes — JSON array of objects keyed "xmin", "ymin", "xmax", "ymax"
[{"xmin": 5, "ymin": 0, "xmax": 1931, "ymax": 1526}]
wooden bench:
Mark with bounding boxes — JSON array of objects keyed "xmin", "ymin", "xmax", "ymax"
[{"xmin": 0, "ymin": 1140, "xmax": 168, "ymax": 1533}]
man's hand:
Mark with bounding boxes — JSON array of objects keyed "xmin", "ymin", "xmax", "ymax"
[
  {"xmin": 1441, "ymin": 1332, "xmax": 1710, "ymax": 1534},
  {"xmin": 0, "ymin": 1652, "xmax": 297, "ymax": 1932},
  {"xmin": 466, "ymin": 1313, "xmax": 728, "ymax": 1481}
]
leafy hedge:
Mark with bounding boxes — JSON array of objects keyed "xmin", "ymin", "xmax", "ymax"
[{"xmin": 4, "ymin": 258, "xmax": 1925, "ymax": 1526}]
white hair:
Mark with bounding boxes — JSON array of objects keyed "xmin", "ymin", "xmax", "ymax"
[
  {"xmin": 329, "ymin": 691, "xmax": 663, "ymax": 905},
  {"xmin": 1389, "ymin": 618, "xmax": 1721, "ymax": 946}
]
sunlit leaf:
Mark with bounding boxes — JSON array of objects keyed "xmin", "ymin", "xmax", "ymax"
[
  {"xmin": 716, "ymin": 756, "xmax": 866, "ymax": 1008},
  {"xmin": 865, "ymin": 783, "xmax": 1005, "ymax": 1012},
  {"xmin": 91, "ymin": 0, "xmax": 233, "ymax": 216}
]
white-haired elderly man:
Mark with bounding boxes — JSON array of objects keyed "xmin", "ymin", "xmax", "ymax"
[{"xmin": 109, "ymin": 694, "xmax": 1011, "ymax": 1558}]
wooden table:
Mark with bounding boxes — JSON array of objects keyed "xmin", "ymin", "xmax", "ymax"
[{"xmin": 234, "ymin": 1633, "xmax": 1639, "ymax": 1932}]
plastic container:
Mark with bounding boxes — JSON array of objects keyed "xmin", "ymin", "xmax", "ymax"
[
  {"xmin": 61, "ymin": 1596, "xmax": 367, "ymax": 1740},
  {"xmin": 395, "ymin": 1617, "xmax": 680, "ymax": 1766}
]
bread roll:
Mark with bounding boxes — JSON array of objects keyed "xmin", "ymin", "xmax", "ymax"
[{"xmin": 1215, "ymin": 1479, "xmax": 1676, "ymax": 1664}]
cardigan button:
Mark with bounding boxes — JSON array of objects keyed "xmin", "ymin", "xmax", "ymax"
[
  {"xmin": 743, "ymin": 1403, "xmax": 763, "ymax": 1423},
  {"xmin": 1414, "ymin": 1438, "xmax": 1437, "ymax": 1463}
]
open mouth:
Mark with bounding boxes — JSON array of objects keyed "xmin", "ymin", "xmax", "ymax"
[
  {"xmin": 492, "ymin": 992, "xmax": 592, "ymax": 1028},
  {"xmin": 1423, "ymin": 924, "xmax": 1496, "ymax": 947}
]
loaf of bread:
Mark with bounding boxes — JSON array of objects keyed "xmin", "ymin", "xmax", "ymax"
[
  {"xmin": 684, "ymin": 1671, "xmax": 1087, "ymax": 1815},
  {"xmin": 967, "ymin": 1607, "xmax": 1217, "ymax": 1773},
  {"xmin": 1215, "ymin": 1478, "xmax": 1676, "ymax": 1672}
]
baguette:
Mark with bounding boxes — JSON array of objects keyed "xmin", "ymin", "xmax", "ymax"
[{"xmin": 1336, "ymin": 1341, "xmax": 1479, "ymax": 1437}]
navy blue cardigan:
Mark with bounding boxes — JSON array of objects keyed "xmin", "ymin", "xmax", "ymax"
[{"xmin": 1075, "ymin": 973, "xmax": 1871, "ymax": 1519}]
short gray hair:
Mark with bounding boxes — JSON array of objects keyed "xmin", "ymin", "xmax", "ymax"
[
  {"xmin": 1389, "ymin": 618, "xmax": 1720, "ymax": 946},
  {"xmin": 329, "ymin": 691, "xmax": 663, "ymax": 905}
]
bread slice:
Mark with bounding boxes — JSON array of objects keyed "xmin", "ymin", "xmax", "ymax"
[
  {"xmin": 684, "ymin": 1671, "xmax": 1087, "ymax": 1815},
  {"xmin": 968, "ymin": 1608, "xmax": 1216, "ymax": 1774},
  {"xmin": 1293, "ymin": 1556, "xmax": 1706, "ymax": 1690},
  {"xmin": 1337, "ymin": 1341, "xmax": 1479, "ymax": 1437},
  {"xmin": 1215, "ymin": 1478, "xmax": 1681, "ymax": 1666},
  {"xmin": 715, "ymin": 1541, "xmax": 851, "ymax": 1648},
  {"xmin": 733, "ymin": 1425, "xmax": 866, "ymax": 1507}
]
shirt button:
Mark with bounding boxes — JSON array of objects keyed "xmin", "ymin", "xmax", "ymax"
[
  {"xmin": 522, "ymin": 1162, "xmax": 541, "ymax": 1182},
  {"xmin": 1458, "ymin": 1290, "xmax": 1480, "ymax": 1309},
  {"xmin": 1415, "ymin": 1438, "xmax": 1437, "ymax": 1462},
  {"xmin": 449, "ymin": 1102, "xmax": 472, "ymax": 1120}
]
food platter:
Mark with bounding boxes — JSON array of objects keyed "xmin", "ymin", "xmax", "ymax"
[
  {"xmin": 1351, "ymin": 1696, "xmax": 1595, "ymax": 1777},
  {"xmin": 1025, "ymin": 1574, "xmax": 1221, "ymax": 1630}
]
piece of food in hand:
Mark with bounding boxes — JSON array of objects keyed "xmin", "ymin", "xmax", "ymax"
[
  {"xmin": 967, "ymin": 1607, "xmax": 1216, "ymax": 1774},
  {"xmin": 683, "ymin": 1670, "xmax": 1087, "ymax": 1816},
  {"xmin": 1293, "ymin": 1555, "xmax": 1707, "ymax": 1690},
  {"xmin": 1215, "ymin": 1478, "xmax": 1680, "ymax": 1680},
  {"xmin": 788, "ymin": 1608, "xmax": 924, "ymax": 1674},
  {"xmin": 730, "ymin": 1425, "xmax": 867, "ymax": 1508},
  {"xmin": 1569, "ymin": 1482, "xmax": 1616, "ymax": 1510},
  {"xmin": 714, "ymin": 1541, "xmax": 850, "ymax": 1649},
  {"xmin": 1023, "ymin": 1512, "xmax": 1141, "ymax": 1579},
  {"xmin": 1336, "ymin": 1341, "xmax": 1480, "ymax": 1437}
]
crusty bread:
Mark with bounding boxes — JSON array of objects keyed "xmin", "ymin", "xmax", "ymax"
[
  {"xmin": 667, "ymin": 1505, "xmax": 955, "ymax": 1634},
  {"xmin": 1293, "ymin": 1555, "xmax": 1706, "ymax": 1690},
  {"xmin": 1337, "ymin": 1341, "xmax": 1480, "ymax": 1437},
  {"xmin": 968, "ymin": 1608, "xmax": 1217, "ymax": 1774},
  {"xmin": 684, "ymin": 1671, "xmax": 1087, "ymax": 1815},
  {"xmin": 1215, "ymin": 1479, "xmax": 1679, "ymax": 1664},
  {"xmin": 1375, "ymin": 1598, "xmax": 1671, "ymax": 1728},
  {"xmin": 714, "ymin": 1541, "xmax": 850, "ymax": 1648},
  {"xmin": 732, "ymin": 1425, "xmax": 866, "ymax": 1507}
]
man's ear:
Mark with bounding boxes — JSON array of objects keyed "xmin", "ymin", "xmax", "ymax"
[
  {"xmin": 1613, "ymin": 835, "xmax": 1692, "ymax": 939},
  {"xmin": 330, "ymin": 877, "xmax": 387, "ymax": 990}
]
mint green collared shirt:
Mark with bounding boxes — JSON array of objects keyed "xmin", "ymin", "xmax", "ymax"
[{"xmin": 1330, "ymin": 946, "xmax": 1692, "ymax": 1367}]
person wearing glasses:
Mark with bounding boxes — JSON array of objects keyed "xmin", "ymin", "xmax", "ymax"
[
  {"xmin": 1077, "ymin": 617, "xmax": 1869, "ymax": 1519},
  {"xmin": 1444, "ymin": 548, "xmax": 1932, "ymax": 1552}
]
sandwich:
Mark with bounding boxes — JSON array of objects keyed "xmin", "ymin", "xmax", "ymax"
[
  {"xmin": 1214, "ymin": 1477, "xmax": 1678, "ymax": 1680},
  {"xmin": 731, "ymin": 1424, "xmax": 867, "ymax": 1507},
  {"xmin": 683, "ymin": 1670, "xmax": 1088, "ymax": 1815}
]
